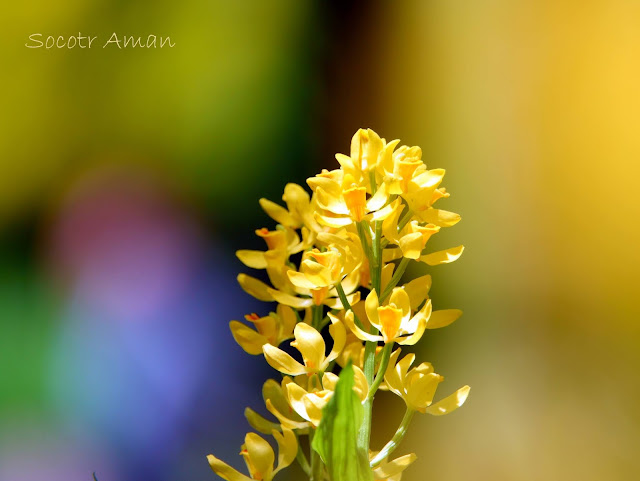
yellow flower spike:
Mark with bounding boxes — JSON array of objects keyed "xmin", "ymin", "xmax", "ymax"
[
  {"xmin": 420, "ymin": 245, "xmax": 465, "ymax": 266},
  {"xmin": 221, "ymin": 129, "xmax": 469, "ymax": 481},
  {"xmin": 372, "ymin": 453, "xmax": 417, "ymax": 480}
]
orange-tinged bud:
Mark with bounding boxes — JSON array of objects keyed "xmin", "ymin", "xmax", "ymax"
[{"xmin": 255, "ymin": 228, "xmax": 287, "ymax": 251}]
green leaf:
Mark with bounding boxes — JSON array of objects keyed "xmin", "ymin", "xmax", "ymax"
[{"xmin": 311, "ymin": 362, "xmax": 373, "ymax": 481}]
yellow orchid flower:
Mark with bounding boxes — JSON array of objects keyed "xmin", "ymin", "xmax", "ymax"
[
  {"xmin": 262, "ymin": 316, "xmax": 346, "ymax": 376},
  {"xmin": 266, "ymin": 275, "xmax": 361, "ymax": 310},
  {"xmin": 332, "ymin": 128, "xmax": 390, "ymax": 186},
  {"xmin": 377, "ymin": 143, "xmax": 428, "ymax": 196},
  {"xmin": 236, "ymin": 226, "xmax": 303, "ymax": 270},
  {"xmin": 343, "ymin": 288, "xmax": 430, "ymax": 345},
  {"xmin": 229, "ymin": 304, "xmax": 299, "ymax": 355},
  {"xmin": 371, "ymin": 453, "xmax": 417, "ymax": 481},
  {"xmin": 384, "ymin": 349, "xmax": 470, "ymax": 415},
  {"xmin": 382, "ymin": 201, "xmax": 441, "ymax": 260},
  {"xmin": 312, "ymin": 173, "xmax": 393, "ymax": 227},
  {"xmin": 216, "ymin": 129, "xmax": 469, "ymax": 481},
  {"xmin": 259, "ymin": 183, "xmax": 321, "ymax": 234},
  {"xmin": 283, "ymin": 368, "xmax": 368, "ymax": 427},
  {"xmin": 236, "ymin": 249, "xmax": 297, "ymax": 303},
  {"xmin": 288, "ymin": 231, "xmax": 362, "ymax": 286},
  {"xmin": 207, "ymin": 427, "xmax": 297, "ymax": 481}
]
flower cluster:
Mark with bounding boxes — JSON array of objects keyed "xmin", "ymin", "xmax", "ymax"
[{"xmin": 208, "ymin": 129, "xmax": 469, "ymax": 481}]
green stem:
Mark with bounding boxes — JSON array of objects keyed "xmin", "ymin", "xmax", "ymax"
[
  {"xmin": 296, "ymin": 439, "xmax": 312, "ymax": 476},
  {"xmin": 367, "ymin": 342, "xmax": 394, "ymax": 402},
  {"xmin": 335, "ymin": 281, "xmax": 366, "ymax": 331},
  {"xmin": 370, "ymin": 408, "xmax": 416, "ymax": 468},
  {"xmin": 310, "ymin": 429, "xmax": 324, "ymax": 481},
  {"xmin": 318, "ymin": 315, "xmax": 331, "ymax": 331},
  {"xmin": 311, "ymin": 305, "xmax": 322, "ymax": 330},
  {"xmin": 359, "ymin": 340, "xmax": 377, "ymax": 450},
  {"xmin": 359, "ymin": 216, "xmax": 384, "ymax": 453},
  {"xmin": 368, "ymin": 170, "xmax": 378, "ymax": 195},
  {"xmin": 379, "ymin": 257, "xmax": 410, "ymax": 303},
  {"xmin": 398, "ymin": 207, "xmax": 414, "ymax": 232},
  {"xmin": 371, "ymin": 221, "xmax": 383, "ymax": 293},
  {"xmin": 356, "ymin": 220, "xmax": 373, "ymax": 264}
]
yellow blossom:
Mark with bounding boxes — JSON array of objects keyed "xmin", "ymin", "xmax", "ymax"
[
  {"xmin": 262, "ymin": 316, "xmax": 346, "ymax": 376},
  {"xmin": 207, "ymin": 428, "xmax": 297, "ymax": 481},
  {"xmin": 283, "ymin": 368, "xmax": 368, "ymax": 427},
  {"xmin": 371, "ymin": 453, "xmax": 417, "ymax": 481},
  {"xmin": 236, "ymin": 226, "xmax": 303, "ymax": 269},
  {"xmin": 344, "ymin": 288, "xmax": 430, "ymax": 345},
  {"xmin": 384, "ymin": 349, "xmax": 470, "ymax": 415},
  {"xmin": 377, "ymin": 143, "xmax": 427, "ymax": 195},
  {"xmin": 288, "ymin": 231, "xmax": 363, "ymax": 291},
  {"xmin": 229, "ymin": 304, "xmax": 299, "ymax": 355},
  {"xmin": 312, "ymin": 174, "xmax": 394, "ymax": 227},
  {"xmin": 333, "ymin": 128, "xmax": 397, "ymax": 187}
]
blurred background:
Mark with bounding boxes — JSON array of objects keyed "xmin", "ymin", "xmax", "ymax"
[{"xmin": 1, "ymin": 1, "xmax": 639, "ymax": 480}]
